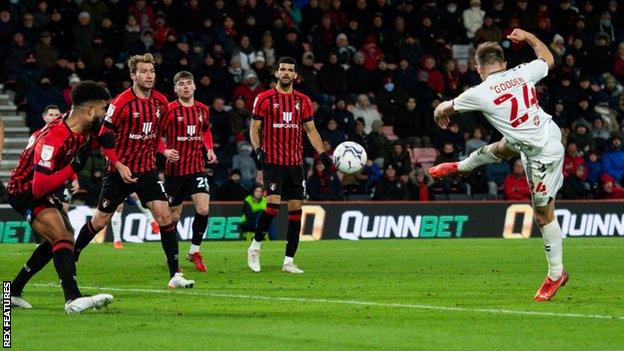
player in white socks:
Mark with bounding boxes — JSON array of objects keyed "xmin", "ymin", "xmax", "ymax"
[
  {"xmin": 429, "ymin": 28, "xmax": 568, "ymax": 301},
  {"xmin": 111, "ymin": 193, "xmax": 160, "ymax": 249}
]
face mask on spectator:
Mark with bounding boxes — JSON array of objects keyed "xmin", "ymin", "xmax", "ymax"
[
  {"xmin": 601, "ymin": 19, "xmax": 611, "ymax": 26},
  {"xmin": 384, "ymin": 82, "xmax": 395, "ymax": 92},
  {"xmin": 502, "ymin": 40, "xmax": 511, "ymax": 49},
  {"xmin": 447, "ymin": 5, "xmax": 457, "ymax": 13}
]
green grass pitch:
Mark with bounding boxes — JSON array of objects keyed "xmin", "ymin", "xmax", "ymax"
[{"xmin": 1, "ymin": 238, "xmax": 623, "ymax": 350}]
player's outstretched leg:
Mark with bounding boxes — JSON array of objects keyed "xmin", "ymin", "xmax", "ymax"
[
  {"xmin": 247, "ymin": 203, "xmax": 280, "ymax": 272},
  {"xmin": 10, "ymin": 240, "xmax": 53, "ymax": 308},
  {"xmin": 282, "ymin": 208, "xmax": 303, "ymax": 274},
  {"xmin": 533, "ymin": 200, "xmax": 567, "ymax": 302},
  {"xmin": 33, "ymin": 209, "xmax": 114, "ymax": 314},
  {"xmin": 111, "ymin": 205, "xmax": 123, "ymax": 249},
  {"xmin": 430, "ymin": 141, "xmax": 513, "ymax": 178}
]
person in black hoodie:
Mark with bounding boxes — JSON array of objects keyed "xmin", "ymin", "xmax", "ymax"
[
  {"xmin": 319, "ymin": 52, "xmax": 347, "ymax": 101},
  {"xmin": 346, "ymin": 52, "xmax": 371, "ymax": 97},
  {"xmin": 373, "ymin": 165, "xmax": 409, "ymax": 200},
  {"xmin": 217, "ymin": 169, "xmax": 249, "ymax": 201},
  {"xmin": 394, "ymin": 97, "xmax": 432, "ymax": 147},
  {"xmin": 561, "ymin": 165, "xmax": 592, "ymax": 199}
]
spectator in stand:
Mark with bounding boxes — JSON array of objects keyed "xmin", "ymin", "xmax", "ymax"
[
  {"xmin": 232, "ymin": 35, "xmax": 256, "ymax": 71},
  {"xmin": 421, "ymin": 55, "xmax": 444, "ymax": 95},
  {"xmin": 568, "ymin": 119, "xmax": 595, "ymax": 153},
  {"xmin": 585, "ymin": 150, "xmax": 603, "ymax": 188},
  {"xmin": 561, "ymin": 165, "xmax": 592, "ymax": 199},
  {"xmin": 602, "ymin": 134, "xmax": 624, "ymax": 183},
  {"xmin": 352, "ymin": 94, "xmax": 381, "ymax": 134},
  {"xmin": 34, "ymin": 30, "xmax": 57, "ymax": 71},
  {"xmin": 334, "ymin": 33, "xmax": 356, "ymax": 66},
  {"xmin": 375, "ymin": 76, "xmax": 407, "ymax": 125},
  {"xmin": 407, "ymin": 167, "xmax": 434, "ymax": 201},
  {"xmin": 435, "ymin": 122, "xmax": 464, "ymax": 154},
  {"xmin": 232, "ymin": 141, "xmax": 257, "ymax": 190},
  {"xmin": 368, "ymin": 120, "xmax": 391, "ymax": 166},
  {"xmin": 503, "ymin": 159, "xmax": 531, "ymax": 201},
  {"xmin": 394, "ymin": 97, "xmax": 431, "ymax": 147},
  {"xmin": 308, "ymin": 160, "xmax": 343, "ymax": 201},
  {"xmin": 348, "ymin": 118, "xmax": 370, "ymax": 154},
  {"xmin": 25, "ymin": 75, "xmax": 65, "ymax": 134},
  {"xmin": 359, "ymin": 35, "xmax": 384, "ymax": 72},
  {"xmin": 433, "ymin": 142, "xmax": 467, "ymax": 195},
  {"xmin": 373, "ymin": 165, "xmax": 409, "ymax": 201},
  {"xmin": 386, "ymin": 141, "xmax": 412, "ymax": 177},
  {"xmin": 442, "ymin": 58, "xmax": 462, "ymax": 98},
  {"xmin": 563, "ymin": 142, "xmax": 586, "ymax": 178},
  {"xmin": 614, "ymin": 42, "xmax": 624, "ymax": 81},
  {"xmin": 319, "ymin": 52, "xmax": 347, "ymax": 103},
  {"xmin": 464, "ymin": 126, "xmax": 487, "ymax": 156},
  {"xmin": 463, "ymin": 0, "xmax": 485, "ymax": 40},
  {"xmin": 474, "ymin": 14, "xmax": 502, "ymax": 43},
  {"xmin": 483, "ymin": 161, "xmax": 511, "ymax": 196},
  {"xmin": 217, "ymin": 169, "xmax": 249, "ymax": 201},
  {"xmin": 232, "ymin": 69, "xmax": 264, "ymax": 112},
  {"xmin": 251, "ymin": 53, "xmax": 271, "ymax": 88},
  {"xmin": 333, "ymin": 98, "xmax": 355, "ymax": 135},
  {"xmin": 320, "ymin": 118, "xmax": 347, "ymax": 150},
  {"xmin": 598, "ymin": 174, "xmax": 624, "ymax": 199},
  {"xmin": 62, "ymin": 74, "xmax": 80, "ymax": 108}
]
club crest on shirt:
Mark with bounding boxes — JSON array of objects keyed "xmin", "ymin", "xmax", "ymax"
[
  {"xmin": 41, "ymin": 145, "xmax": 54, "ymax": 161},
  {"xmin": 199, "ymin": 114, "xmax": 203, "ymax": 122},
  {"xmin": 156, "ymin": 107, "xmax": 161, "ymax": 118},
  {"xmin": 133, "ymin": 112, "xmax": 140, "ymax": 118},
  {"xmin": 177, "ymin": 116, "xmax": 184, "ymax": 121},
  {"xmin": 295, "ymin": 101, "xmax": 301, "ymax": 111},
  {"xmin": 273, "ymin": 103, "xmax": 280, "ymax": 109}
]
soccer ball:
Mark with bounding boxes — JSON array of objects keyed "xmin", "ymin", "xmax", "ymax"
[{"xmin": 333, "ymin": 141, "xmax": 367, "ymax": 175}]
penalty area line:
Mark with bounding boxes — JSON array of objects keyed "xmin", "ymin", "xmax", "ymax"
[{"xmin": 30, "ymin": 283, "xmax": 624, "ymax": 321}]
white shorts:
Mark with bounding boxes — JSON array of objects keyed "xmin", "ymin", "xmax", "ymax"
[{"xmin": 505, "ymin": 121, "xmax": 564, "ymax": 207}]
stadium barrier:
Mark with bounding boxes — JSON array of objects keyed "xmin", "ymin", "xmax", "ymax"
[{"xmin": 0, "ymin": 201, "xmax": 623, "ymax": 243}]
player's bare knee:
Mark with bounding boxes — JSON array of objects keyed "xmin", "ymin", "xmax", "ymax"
[
  {"xmin": 196, "ymin": 206, "xmax": 209, "ymax": 216},
  {"xmin": 533, "ymin": 208, "xmax": 554, "ymax": 227},
  {"xmin": 170, "ymin": 213, "xmax": 181, "ymax": 222}
]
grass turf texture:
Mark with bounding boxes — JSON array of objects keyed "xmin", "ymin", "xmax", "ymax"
[{"xmin": 1, "ymin": 238, "xmax": 623, "ymax": 351}]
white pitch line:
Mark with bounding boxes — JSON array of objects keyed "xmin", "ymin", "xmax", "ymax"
[{"xmin": 29, "ymin": 283, "xmax": 624, "ymax": 321}]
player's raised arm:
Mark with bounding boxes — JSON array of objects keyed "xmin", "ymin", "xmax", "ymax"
[
  {"xmin": 433, "ymin": 100, "xmax": 455, "ymax": 129},
  {"xmin": 507, "ymin": 28, "xmax": 555, "ymax": 69}
]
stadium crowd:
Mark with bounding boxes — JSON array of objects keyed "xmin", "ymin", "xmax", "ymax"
[{"xmin": 1, "ymin": 0, "xmax": 624, "ymax": 202}]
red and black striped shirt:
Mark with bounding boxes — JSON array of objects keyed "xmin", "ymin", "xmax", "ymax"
[
  {"xmin": 101, "ymin": 88, "xmax": 169, "ymax": 173},
  {"xmin": 163, "ymin": 100, "xmax": 213, "ymax": 176},
  {"xmin": 8, "ymin": 117, "xmax": 88, "ymax": 195},
  {"xmin": 252, "ymin": 88, "xmax": 313, "ymax": 166}
]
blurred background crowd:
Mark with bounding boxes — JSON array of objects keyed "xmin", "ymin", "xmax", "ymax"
[{"xmin": 1, "ymin": 0, "xmax": 624, "ymax": 202}]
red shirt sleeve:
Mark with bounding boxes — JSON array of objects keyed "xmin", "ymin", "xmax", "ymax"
[
  {"xmin": 202, "ymin": 106, "xmax": 213, "ymax": 149},
  {"xmin": 99, "ymin": 97, "xmax": 126, "ymax": 164},
  {"xmin": 302, "ymin": 95, "xmax": 313, "ymax": 123},
  {"xmin": 252, "ymin": 94, "xmax": 267, "ymax": 120},
  {"xmin": 31, "ymin": 134, "xmax": 74, "ymax": 198}
]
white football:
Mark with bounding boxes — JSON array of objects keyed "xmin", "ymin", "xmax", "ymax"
[{"xmin": 333, "ymin": 141, "xmax": 367, "ymax": 175}]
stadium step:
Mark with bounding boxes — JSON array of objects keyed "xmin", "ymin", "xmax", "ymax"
[{"xmin": 0, "ymin": 104, "xmax": 17, "ymax": 112}]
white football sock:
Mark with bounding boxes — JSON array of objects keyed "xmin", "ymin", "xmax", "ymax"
[
  {"xmin": 111, "ymin": 211, "xmax": 122, "ymax": 242},
  {"xmin": 458, "ymin": 144, "xmax": 501, "ymax": 172},
  {"xmin": 136, "ymin": 201, "xmax": 155, "ymax": 222},
  {"xmin": 189, "ymin": 244, "xmax": 200, "ymax": 254},
  {"xmin": 283, "ymin": 256, "xmax": 293, "ymax": 266},
  {"xmin": 540, "ymin": 218, "xmax": 564, "ymax": 280}
]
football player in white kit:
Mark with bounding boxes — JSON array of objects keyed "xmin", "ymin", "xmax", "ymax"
[{"xmin": 430, "ymin": 28, "xmax": 568, "ymax": 302}]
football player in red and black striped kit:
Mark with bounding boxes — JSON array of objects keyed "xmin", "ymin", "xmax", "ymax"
[
  {"xmin": 73, "ymin": 54, "xmax": 195, "ymax": 288},
  {"xmin": 247, "ymin": 56, "xmax": 333, "ymax": 273},
  {"xmin": 7, "ymin": 81, "xmax": 114, "ymax": 313},
  {"xmin": 161, "ymin": 71, "xmax": 217, "ymax": 272}
]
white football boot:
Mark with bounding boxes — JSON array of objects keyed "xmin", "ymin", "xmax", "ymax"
[
  {"xmin": 167, "ymin": 272, "xmax": 195, "ymax": 288},
  {"xmin": 11, "ymin": 296, "xmax": 33, "ymax": 309},
  {"xmin": 247, "ymin": 248, "xmax": 261, "ymax": 272},
  {"xmin": 65, "ymin": 294, "xmax": 114, "ymax": 314},
  {"xmin": 282, "ymin": 262, "xmax": 304, "ymax": 274}
]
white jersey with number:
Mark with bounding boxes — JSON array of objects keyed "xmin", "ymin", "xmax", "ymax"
[
  {"xmin": 453, "ymin": 58, "xmax": 554, "ymax": 153},
  {"xmin": 453, "ymin": 58, "xmax": 564, "ymax": 206}
]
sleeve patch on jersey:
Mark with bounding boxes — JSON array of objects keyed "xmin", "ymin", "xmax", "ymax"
[
  {"xmin": 106, "ymin": 104, "xmax": 116, "ymax": 118},
  {"xmin": 41, "ymin": 145, "xmax": 54, "ymax": 161}
]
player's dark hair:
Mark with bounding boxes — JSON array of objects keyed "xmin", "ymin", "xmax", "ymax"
[
  {"xmin": 43, "ymin": 105, "xmax": 60, "ymax": 113},
  {"xmin": 475, "ymin": 42, "xmax": 505, "ymax": 66},
  {"xmin": 174, "ymin": 70, "xmax": 194, "ymax": 84},
  {"xmin": 277, "ymin": 56, "xmax": 297, "ymax": 69},
  {"xmin": 71, "ymin": 81, "xmax": 111, "ymax": 107}
]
